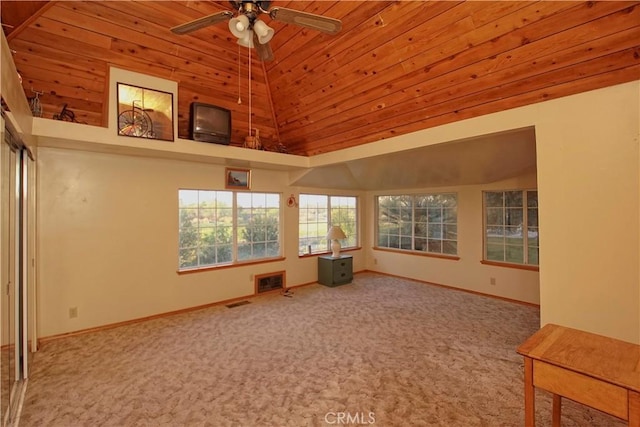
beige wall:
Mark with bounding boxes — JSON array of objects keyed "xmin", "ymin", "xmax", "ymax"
[
  {"xmin": 536, "ymin": 82, "xmax": 640, "ymax": 344},
  {"xmin": 365, "ymin": 173, "xmax": 540, "ymax": 305},
  {"xmin": 36, "ymin": 147, "xmax": 364, "ymax": 337},
  {"xmin": 360, "ymin": 81, "xmax": 640, "ymax": 344},
  {"xmin": 38, "ymin": 82, "xmax": 640, "ymax": 342},
  {"xmin": 1, "ymin": 31, "xmax": 34, "ymax": 147},
  {"xmin": 34, "ymin": 80, "xmax": 640, "ymax": 344},
  {"xmin": 7, "ymin": 22, "xmax": 636, "ymax": 345}
]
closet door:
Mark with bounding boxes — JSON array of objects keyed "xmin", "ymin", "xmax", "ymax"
[
  {"xmin": 0, "ymin": 134, "xmax": 17, "ymax": 422},
  {"xmin": 19, "ymin": 149, "xmax": 31, "ymax": 379},
  {"xmin": 0, "ymin": 119, "xmax": 33, "ymax": 423}
]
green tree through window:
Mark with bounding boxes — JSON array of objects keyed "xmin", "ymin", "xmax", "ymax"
[
  {"xmin": 377, "ymin": 193, "xmax": 457, "ymax": 255},
  {"xmin": 179, "ymin": 190, "xmax": 280, "ymax": 270},
  {"xmin": 484, "ymin": 190, "xmax": 538, "ymax": 266},
  {"xmin": 237, "ymin": 192, "xmax": 280, "ymax": 261},
  {"xmin": 299, "ymin": 194, "xmax": 357, "ymax": 255}
]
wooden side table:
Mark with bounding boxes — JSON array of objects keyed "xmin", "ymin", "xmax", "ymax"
[{"xmin": 517, "ymin": 324, "xmax": 640, "ymax": 426}]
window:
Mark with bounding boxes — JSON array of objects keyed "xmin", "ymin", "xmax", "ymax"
[
  {"xmin": 299, "ymin": 194, "xmax": 358, "ymax": 255},
  {"xmin": 377, "ymin": 193, "xmax": 457, "ymax": 255},
  {"xmin": 179, "ymin": 190, "xmax": 280, "ymax": 270},
  {"xmin": 237, "ymin": 192, "xmax": 280, "ymax": 261},
  {"xmin": 484, "ymin": 190, "xmax": 538, "ymax": 266}
]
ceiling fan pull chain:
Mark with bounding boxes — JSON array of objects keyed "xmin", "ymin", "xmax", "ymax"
[
  {"xmin": 248, "ymin": 40, "xmax": 252, "ymax": 137},
  {"xmin": 237, "ymin": 44, "xmax": 242, "ymax": 104}
]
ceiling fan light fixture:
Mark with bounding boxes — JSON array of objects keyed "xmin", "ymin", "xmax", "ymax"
[
  {"xmin": 253, "ymin": 19, "xmax": 274, "ymax": 44},
  {"xmin": 171, "ymin": 2, "xmax": 343, "ymax": 62},
  {"xmin": 237, "ymin": 30, "xmax": 254, "ymax": 48},
  {"xmin": 229, "ymin": 14, "xmax": 250, "ymax": 38}
]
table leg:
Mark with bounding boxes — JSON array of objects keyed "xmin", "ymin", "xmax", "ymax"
[
  {"xmin": 524, "ymin": 357, "xmax": 535, "ymax": 427},
  {"xmin": 552, "ymin": 394, "xmax": 562, "ymax": 427},
  {"xmin": 629, "ymin": 391, "xmax": 640, "ymax": 427}
]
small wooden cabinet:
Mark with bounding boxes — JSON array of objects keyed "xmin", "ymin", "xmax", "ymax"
[{"xmin": 318, "ymin": 255, "xmax": 353, "ymax": 287}]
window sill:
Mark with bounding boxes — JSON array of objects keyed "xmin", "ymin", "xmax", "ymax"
[
  {"xmin": 373, "ymin": 247, "xmax": 460, "ymax": 261},
  {"xmin": 298, "ymin": 247, "xmax": 361, "ymax": 258},
  {"xmin": 177, "ymin": 256, "xmax": 286, "ymax": 275},
  {"xmin": 480, "ymin": 260, "xmax": 539, "ymax": 272}
]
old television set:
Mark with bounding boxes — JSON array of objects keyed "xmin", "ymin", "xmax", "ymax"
[{"xmin": 190, "ymin": 102, "xmax": 232, "ymax": 145}]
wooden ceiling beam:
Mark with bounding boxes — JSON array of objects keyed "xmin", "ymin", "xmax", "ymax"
[{"xmin": 3, "ymin": 0, "xmax": 53, "ymax": 41}]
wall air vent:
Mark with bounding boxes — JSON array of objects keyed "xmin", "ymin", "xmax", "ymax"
[{"xmin": 255, "ymin": 271, "xmax": 286, "ymax": 294}]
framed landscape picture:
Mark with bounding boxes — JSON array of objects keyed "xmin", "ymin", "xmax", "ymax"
[{"xmin": 225, "ymin": 168, "xmax": 251, "ymax": 190}]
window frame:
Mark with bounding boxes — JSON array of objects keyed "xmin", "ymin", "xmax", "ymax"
[
  {"xmin": 236, "ymin": 192, "xmax": 281, "ymax": 262},
  {"xmin": 298, "ymin": 194, "xmax": 359, "ymax": 256},
  {"xmin": 178, "ymin": 189, "xmax": 282, "ymax": 272},
  {"xmin": 482, "ymin": 189, "xmax": 539, "ymax": 270},
  {"xmin": 375, "ymin": 193, "xmax": 459, "ymax": 258}
]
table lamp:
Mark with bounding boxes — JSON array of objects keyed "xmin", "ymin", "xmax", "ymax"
[{"xmin": 326, "ymin": 226, "xmax": 347, "ymax": 258}]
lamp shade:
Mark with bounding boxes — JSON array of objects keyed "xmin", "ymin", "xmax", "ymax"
[
  {"xmin": 327, "ymin": 226, "xmax": 346, "ymax": 258},
  {"xmin": 229, "ymin": 15, "xmax": 250, "ymax": 38},
  {"xmin": 237, "ymin": 30, "xmax": 254, "ymax": 48},
  {"xmin": 327, "ymin": 226, "xmax": 347, "ymax": 240},
  {"xmin": 253, "ymin": 19, "xmax": 274, "ymax": 44}
]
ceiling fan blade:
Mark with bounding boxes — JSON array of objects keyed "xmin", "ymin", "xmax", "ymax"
[
  {"xmin": 269, "ymin": 7, "xmax": 342, "ymax": 35},
  {"xmin": 171, "ymin": 11, "xmax": 233, "ymax": 35},
  {"xmin": 253, "ymin": 32, "xmax": 274, "ymax": 62}
]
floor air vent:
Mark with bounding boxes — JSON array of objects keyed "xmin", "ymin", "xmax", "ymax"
[{"xmin": 255, "ymin": 271, "xmax": 286, "ymax": 294}]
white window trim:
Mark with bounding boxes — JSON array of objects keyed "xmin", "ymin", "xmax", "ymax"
[
  {"xmin": 178, "ymin": 189, "xmax": 282, "ymax": 271},
  {"xmin": 482, "ymin": 189, "xmax": 538, "ymax": 268},
  {"xmin": 298, "ymin": 194, "xmax": 359, "ymax": 256},
  {"xmin": 375, "ymin": 193, "xmax": 458, "ymax": 257}
]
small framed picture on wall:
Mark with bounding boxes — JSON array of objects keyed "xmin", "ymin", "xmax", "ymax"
[{"xmin": 225, "ymin": 168, "xmax": 251, "ymax": 190}]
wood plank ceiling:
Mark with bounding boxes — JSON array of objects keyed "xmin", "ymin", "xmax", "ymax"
[{"xmin": 2, "ymin": 1, "xmax": 639, "ymax": 156}]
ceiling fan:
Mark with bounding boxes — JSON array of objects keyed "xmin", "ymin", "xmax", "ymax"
[{"xmin": 171, "ymin": 1, "xmax": 342, "ymax": 61}]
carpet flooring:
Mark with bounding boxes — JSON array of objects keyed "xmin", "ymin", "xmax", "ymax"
[{"xmin": 18, "ymin": 273, "xmax": 624, "ymax": 426}]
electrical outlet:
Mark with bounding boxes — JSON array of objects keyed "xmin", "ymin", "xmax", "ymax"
[
  {"xmin": 490, "ymin": 277, "xmax": 496, "ymax": 286},
  {"xmin": 69, "ymin": 307, "xmax": 78, "ymax": 318},
  {"xmin": 374, "ymin": 258, "xmax": 378, "ymax": 265}
]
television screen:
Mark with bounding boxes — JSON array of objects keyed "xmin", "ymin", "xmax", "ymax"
[{"xmin": 190, "ymin": 102, "xmax": 231, "ymax": 145}]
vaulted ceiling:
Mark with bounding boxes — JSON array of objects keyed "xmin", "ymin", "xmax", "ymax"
[{"xmin": 2, "ymin": 1, "xmax": 639, "ymax": 156}]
